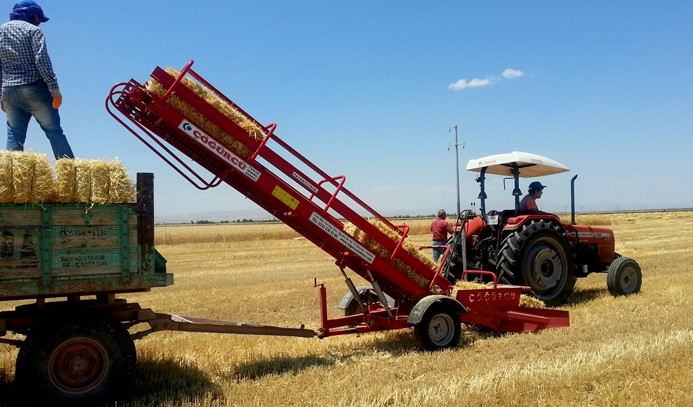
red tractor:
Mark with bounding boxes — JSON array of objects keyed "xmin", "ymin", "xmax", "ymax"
[{"xmin": 444, "ymin": 151, "xmax": 642, "ymax": 306}]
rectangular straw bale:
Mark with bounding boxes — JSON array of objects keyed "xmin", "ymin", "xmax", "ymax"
[
  {"xmin": 148, "ymin": 80, "xmax": 253, "ymax": 159},
  {"xmin": 29, "ymin": 152, "xmax": 54, "ymax": 203},
  {"xmin": 0, "ymin": 151, "xmax": 54, "ymax": 204},
  {"xmin": 11, "ymin": 151, "xmax": 33, "ymax": 203},
  {"xmin": 0, "ymin": 151, "xmax": 13, "ymax": 203},
  {"xmin": 146, "ymin": 68, "xmax": 266, "ymax": 159},
  {"xmin": 369, "ymin": 219, "xmax": 438, "ymax": 270},
  {"xmin": 344, "ymin": 219, "xmax": 432, "ymax": 288},
  {"xmin": 518, "ymin": 295, "xmax": 544, "ymax": 308},
  {"xmin": 74, "ymin": 159, "xmax": 92, "ymax": 203},
  {"xmin": 163, "ymin": 67, "xmax": 267, "ymax": 141},
  {"xmin": 55, "ymin": 158, "xmax": 77, "ymax": 203},
  {"xmin": 106, "ymin": 159, "xmax": 135, "ymax": 203},
  {"xmin": 90, "ymin": 159, "xmax": 111, "ymax": 204}
]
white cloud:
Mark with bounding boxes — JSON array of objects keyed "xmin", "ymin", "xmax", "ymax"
[
  {"xmin": 448, "ymin": 68, "xmax": 526, "ymax": 91},
  {"xmin": 502, "ymin": 68, "xmax": 524, "ymax": 79},
  {"xmin": 447, "ymin": 77, "xmax": 495, "ymax": 91}
]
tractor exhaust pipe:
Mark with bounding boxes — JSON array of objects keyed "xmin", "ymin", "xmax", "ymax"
[{"xmin": 571, "ymin": 174, "xmax": 578, "ymax": 225}]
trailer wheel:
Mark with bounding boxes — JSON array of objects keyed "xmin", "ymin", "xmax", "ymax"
[
  {"xmin": 607, "ymin": 257, "xmax": 642, "ymax": 296},
  {"xmin": 344, "ymin": 290, "xmax": 380, "ymax": 316},
  {"xmin": 413, "ymin": 306, "xmax": 461, "ymax": 351},
  {"xmin": 16, "ymin": 316, "xmax": 136, "ymax": 405},
  {"xmin": 498, "ymin": 220, "xmax": 577, "ymax": 307}
]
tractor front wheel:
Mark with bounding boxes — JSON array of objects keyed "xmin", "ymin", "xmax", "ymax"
[{"xmin": 607, "ymin": 257, "xmax": 642, "ymax": 296}]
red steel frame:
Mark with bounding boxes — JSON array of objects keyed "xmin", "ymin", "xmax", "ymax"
[{"xmin": 106, "ymin": 60, "xmax": 569, "ymax": 337}]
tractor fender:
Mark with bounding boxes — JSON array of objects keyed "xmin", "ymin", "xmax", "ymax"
[
  {"xmin": 503, "ymin": 214, "xmax": 565, "ymax": 233},
  {"xmin": 337, "ymin": 286, "xmax": 395, "ymax": 310},
  {"xmin": 407, "ymin": 295, "xmax": 466, "ymax": 326}
]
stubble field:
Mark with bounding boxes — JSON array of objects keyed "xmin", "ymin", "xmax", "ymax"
[{"xmin": 1, "ymin": 211, "xmax": 692, "ymax": 406}]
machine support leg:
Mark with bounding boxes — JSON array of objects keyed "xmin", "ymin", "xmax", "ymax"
[
  {"xmin": 366, "ymin": 270, "xmax": 394, "ymax": 319},
  {"xmin": 340, "ymin": 268, "xmax": 365, "ymax": 314},
  {"xmin": 315, "ymin": 280, "xmax": 329, "ymax": 331}
]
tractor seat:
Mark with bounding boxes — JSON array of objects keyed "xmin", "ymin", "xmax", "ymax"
[{"xmin": 501, "ymin": 209, "xmax": 517, "ymax": 222}]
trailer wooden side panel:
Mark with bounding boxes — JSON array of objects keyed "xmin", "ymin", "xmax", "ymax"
[{"xmin": 0, "ymin": 173, "xmax": 172, "ymax": 301}]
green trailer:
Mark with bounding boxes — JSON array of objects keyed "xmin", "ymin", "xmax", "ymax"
[
  {"xmin": 0, "ymin": 173, "xmax": 171, "ymax": 403},
  {"xmin": 0, "ymin": 172, "xmax": 314, "ymax": 405}
]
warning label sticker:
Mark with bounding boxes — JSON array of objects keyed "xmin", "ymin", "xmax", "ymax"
[
  {"xmin": 309, "ymin": 212, "xmax": 375, "ymax": 264},
  {"xmin": 272, "ymin": 186, "xmax": 300, "ymax": 210}
]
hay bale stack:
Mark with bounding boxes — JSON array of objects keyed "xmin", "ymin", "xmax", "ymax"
[
  {"xmin": 145, "ymin": 68, "xmax": 266, "ymax": 160},
  {"xmin": 56, "ymin": 158, "xmax": 135, "ymax": 204},
  {"xmin": 344, "ymin": 219, "xmax": 435, "ymax": 289},
  {"xmin": 0, "ymin": 151, "xmax": 54, "ymax": 203},
  {"xmin": 0, "ymin": 154, "xmax": 135, "ymax": 205},
  {"xmin": 453, "ymin": 280, "xmax": 545, "ymax": 309}
]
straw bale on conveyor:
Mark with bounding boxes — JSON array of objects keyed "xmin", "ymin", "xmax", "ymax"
[
  {"xmin": 146, "ymin": 68, "xmax": 267, "ymax": 160},
  {"xmin": 344, "ymin": 219, "xmax": 436, "ymax": 289}
]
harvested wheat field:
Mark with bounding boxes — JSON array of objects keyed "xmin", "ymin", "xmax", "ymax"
[{"xmin": 1, "ymin": 211, "xmax": 692, "ymax": 406}]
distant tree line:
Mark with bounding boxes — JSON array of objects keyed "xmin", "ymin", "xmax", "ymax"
[{"xmin": 190, "ymin": 219, "xmax": 277, "ymax": 225}]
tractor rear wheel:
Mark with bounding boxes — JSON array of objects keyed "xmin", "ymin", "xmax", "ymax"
[
  {"xmin": 16, "ymin": 316, "xmax": 136, "ymax": 405},
  {"xmin": 413, "ymin": 305, "xmax": 461, "ymax": 351},
  {"xmin": 607, "ymin": 257, "xmax": 642, "ymax": 296},
  {"xmin": 498, "ymin": 220, "xmax": 577, "ymax": 307}
]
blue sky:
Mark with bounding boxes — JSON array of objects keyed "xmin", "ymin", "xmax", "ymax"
[{"xmin": 12, "ymin": 1, "xmax": 693, "ymax": 221}]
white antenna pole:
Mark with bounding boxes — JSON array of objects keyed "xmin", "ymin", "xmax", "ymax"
[{"xmin": 449, "ymin": 125, "xmax": 465, "ymax": 216}]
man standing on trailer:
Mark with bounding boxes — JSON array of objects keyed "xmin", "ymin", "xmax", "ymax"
[
  {"xmin": 431, "ymin": 209, "xmax": 453, "ymax": 262},
  {"xmin": 0, "ymin": 1, "xmax": 73, "ymax": 159}
]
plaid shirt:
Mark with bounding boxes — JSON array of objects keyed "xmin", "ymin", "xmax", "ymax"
[{"xmin": 0, "ymin": 20, "xmax": 58, "ymax": 98}]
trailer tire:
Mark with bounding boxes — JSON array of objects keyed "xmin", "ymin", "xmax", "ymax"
[
  {"xmin": 498, "ymin": 220, "xmax": 576, "ymax": 307},
  {"xmin": 343, "ymin": 289, "xmax": 380, "ymax": 316},
  {"xmin": 413, "ymin": 305, "xmax": 461, "ymax": 351},
  {"xmin": 16, "ymin": 316, "xmax": 136, "ymax": 405},
  {"xmin": 607, "ymin": 257, "xmax": 642, "ymax": 296}
]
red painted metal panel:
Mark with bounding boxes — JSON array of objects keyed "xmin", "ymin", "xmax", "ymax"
[{"xmin": 107, "ymin": 61, "xmax": 450, "ymax": 306}]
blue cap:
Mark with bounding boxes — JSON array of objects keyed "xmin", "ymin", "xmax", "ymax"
[
  {"xmin": 10, "ymin": 1, "xmax": 49, "ymax": 23},
  {"xmin": 528, "ymin": 181, "xmax": 546, "ymax": 192}
]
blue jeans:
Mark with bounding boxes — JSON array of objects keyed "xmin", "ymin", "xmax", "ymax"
[
  {"xmin": 3, "ymin": 81, "xmax": 74, "ymax": 159},
  {"xmin": 432, "ymin": 240, "xmax": 447, "ymax": 262}
]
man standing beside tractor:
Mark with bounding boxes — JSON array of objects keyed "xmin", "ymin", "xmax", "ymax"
[{"xmin": 431, "ymin": 209, "xmax": 453, "ymax": 262}]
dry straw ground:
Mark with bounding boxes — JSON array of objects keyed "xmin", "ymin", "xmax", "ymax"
[{"xmin": 1, "ymin": 211, "xmax": 692, "ymax": 406}]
